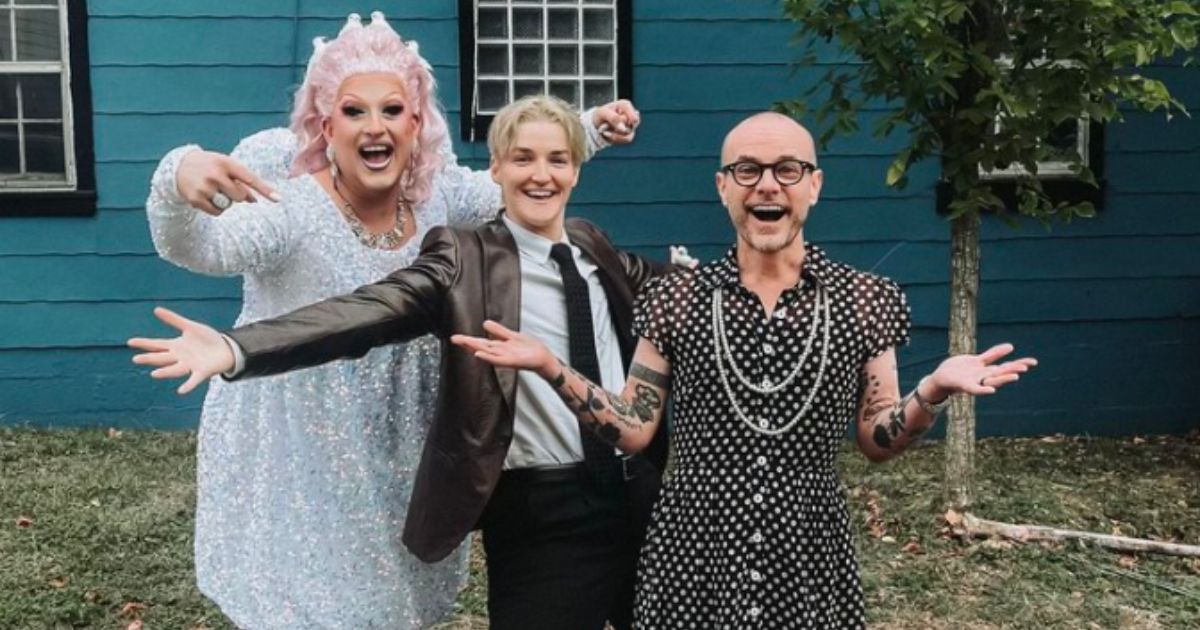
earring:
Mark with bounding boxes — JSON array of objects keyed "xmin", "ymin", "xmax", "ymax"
[{"xmin": 325, "ymin": 144, "xmax": 339, "ymax": 180}]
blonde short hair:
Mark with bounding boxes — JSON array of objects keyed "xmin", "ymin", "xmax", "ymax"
[{"xmin": 487, "ymin": 95, "xmax": 586, "ymax": 166}]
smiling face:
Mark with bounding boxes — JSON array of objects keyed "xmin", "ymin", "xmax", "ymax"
[
  {"xmin": 717, "ymin": 113, "xmax": 823, "ymax": 254},
  {"xmin": 321, "ymin": 72, "xmax": 421, "ymax": 193},
  {"xmin": 490, "ymin": 119, "xmax": 580, "ymax": 241}
]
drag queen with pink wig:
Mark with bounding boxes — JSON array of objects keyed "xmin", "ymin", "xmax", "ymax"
[{"xmin": 145, "ymin": 12, "xmax": 637, "ymax": 629}]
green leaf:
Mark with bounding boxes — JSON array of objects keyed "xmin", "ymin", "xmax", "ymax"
[
  {"xmin": 1136, "ymin": 43, "xmax": 1151, "ymax": 66},
  {"xmin": 886, "ymin": 150, "xmax": 911, "ymax": 187}
]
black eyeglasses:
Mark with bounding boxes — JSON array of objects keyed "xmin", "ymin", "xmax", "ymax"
[{"xmin": 719, "ymin": 159, "xmax": 817, "ymax": 187}]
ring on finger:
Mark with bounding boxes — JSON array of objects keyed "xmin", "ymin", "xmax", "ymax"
[
  {"xmin": 211, "ymin": 192, "xmax": 232, "ymax": 210},
  {"xmin": 979, "ymin": 376, "xmax": 987, "ymax": 387}
]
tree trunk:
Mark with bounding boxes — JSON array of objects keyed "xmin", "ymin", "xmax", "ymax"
[{"xmin": 945, "ymin": 213, "xmax": 980, "ymax": 508}]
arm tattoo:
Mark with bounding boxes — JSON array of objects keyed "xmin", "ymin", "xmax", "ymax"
[
  {"xmin": 546, "ymin": 360, "xmax": 665, "ymax": 445},
  {"xmin": 629, "ymin": 362, "xmax": 670, "ymax": 389},
  {"xmin": 869, "ymin": 391, "xmax": 915, "ymax": 451}
]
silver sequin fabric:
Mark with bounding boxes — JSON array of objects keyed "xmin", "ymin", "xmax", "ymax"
[{"xmin": 145, "ymin": 129, "xmax": 503, "ymax": 629}]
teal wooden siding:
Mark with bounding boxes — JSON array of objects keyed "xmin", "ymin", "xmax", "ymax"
[{"xmin": 1, "ymin": 0, "xmax": 1197, "ymax": 434}]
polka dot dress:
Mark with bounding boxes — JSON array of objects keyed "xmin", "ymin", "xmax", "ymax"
[{"xmin": 631, "ymin": 245, "xmax": 911, "ymax": 629}]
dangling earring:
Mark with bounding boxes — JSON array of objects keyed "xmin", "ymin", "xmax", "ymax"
[{"xmin": 326, "ymin": 144, "xmax": 339, "ymax": 180}]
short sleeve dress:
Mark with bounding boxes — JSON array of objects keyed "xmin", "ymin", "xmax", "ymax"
[{"xmin": 631, "ymin": 245, "xmax": 910, "ymax": 629}]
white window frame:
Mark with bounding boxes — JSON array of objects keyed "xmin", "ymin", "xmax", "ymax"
[
  {"xmin": 0, "ymin": 0, "xmax": 75, "ymax": 192},
  {"xmin": 472, "ymin": 0, "xmax": 620, "ymax": 116},
  {"xmin": 980, "ymin": 57, "xmax": 1090, "ymax": 181}
]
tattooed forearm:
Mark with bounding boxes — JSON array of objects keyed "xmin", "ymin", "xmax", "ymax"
[
  {"xmin": 631, "ymin": 384, "xmax": 662, "ymax": 423},
  {"xmin": 547, "ymin": 361, "xmax": 647, "ymax": 446},
  {"xmin": 629, "ymin": 362, "xmax": 670, "ymax": 389},
  {"xmin": 868, "ymin": 391, "xmax": 915, "ymax": 450}
]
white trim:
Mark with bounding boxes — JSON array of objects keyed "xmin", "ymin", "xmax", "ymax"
[
  {"xmin": 979, "ymin": 56, "xmax": 1090, "ymax": 181},
  {"xmin": 0, "ymin": 0, "xmax": 73, "ymax": 191}
]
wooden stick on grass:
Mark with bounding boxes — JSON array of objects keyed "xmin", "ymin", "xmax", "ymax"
[{"xmin": 961, "ymin": 513, "xmax": 1200, "ymax": 558}]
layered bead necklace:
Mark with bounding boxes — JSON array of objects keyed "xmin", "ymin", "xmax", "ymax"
[
  {"xmin": 331, "ymin": 174, "xmax": 409, "ymax": 250},
  {"xmin": 711, "ymin": 284, "xmax": 832, "ymax": 436}
]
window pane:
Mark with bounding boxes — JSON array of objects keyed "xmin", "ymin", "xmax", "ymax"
[
  {"xmin": 513, "ymin": 45, "xmax": 544, "ymax": 76},
  {"xmin": 512, "ymin": 8, "xmax": 542, "ymax": 40},
  {"xmin": 0, "ymin": 76, "xmax": 18, "ymax": 119},
  {"xmin": 21, "ymin": 73, "xmax": 61, "ymax": 119},
  {"xmin": 0, "ymin": 124, "xmax": 17, "ymax": 173},
  {"xmin": 478, "ymin": 80, "xmax": 509, "ymax": 112},
  {"xmin": 478, "ymin": 44, "xmax": 509, "ymax": 76},
  {"xmin": 0, "ymin": 74, "xmax": 63, "ymax": 120},
  {"xmin": 15, "ymin": 8, "xmax": 60, "ymax": 62},
  {"xmin": 547, "ymin": 0, "xmax": 580, "ymax": 3},
  {"xmin": 583, "ymin": 80, "xmax": 613, "ymax": 108},
  {"xmin": 0, "ymin": 11, "xmax": 11, "ymax": 62},
  {"xmin": 583, "ymin": 45, "xmax": 613, "ymax": 76},
  {"xmin": 583, "ymin": 9, "xmax": 613, "ymax": 39},
  {"xmin": 477, "ymin": 7, "xmax": 507, "ymax": 39},
  {"xmin": 549, "ymin": 45, "xmax": 578, "ymax": 75},
  {"xmin": 583, "ymin": 0, "xmax": 614, "ymax": 4},
  {"xmin": 1045, "ymin": 119, "xmax": 1083, "ymax": 163},
  {"xmin": 25, "ymin": 121, "xmax": 64, "ymax": 175},
  {"xmin": 549, "ymin": 81, "xmax": 579, "ymax": 107},
  {"xmin": 513, "ymin": 80, "xmax": 543, "ymax": 100},
  {"xmin": 547, "ymin": 9, "xmax": 578, "ymax": 39}
]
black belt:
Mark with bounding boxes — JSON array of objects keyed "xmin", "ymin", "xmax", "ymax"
[{"xmin": 503, "ymin": 456, "xmax": 641, "ymax": 485}]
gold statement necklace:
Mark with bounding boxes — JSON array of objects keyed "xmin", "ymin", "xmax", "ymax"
[{"xmin": 332, "ymin": 174, "xmax": 409, "ymax": 250}]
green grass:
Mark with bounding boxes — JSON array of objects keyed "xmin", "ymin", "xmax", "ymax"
[{"xmin": 2, "ymin": 427, "xmax": 1198, "ymax": 629}]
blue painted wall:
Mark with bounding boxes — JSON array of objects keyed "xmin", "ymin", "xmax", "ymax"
[{"xmin": 1, "ymin": 0, "xmax": 1197, "ymax": 434}]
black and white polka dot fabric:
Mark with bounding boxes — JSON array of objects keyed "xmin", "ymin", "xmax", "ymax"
[{"xmin": 631, "ymin": 245, "xmax": 910, "ymax": 629}]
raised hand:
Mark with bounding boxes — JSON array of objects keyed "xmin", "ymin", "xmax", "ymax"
[
  {"xmin": 176, "ymin": 149, "xmax": 281, "ymax": 216},
  {"xmin": 128, "ymin": 307, "xmax": 236, "ymax": 394},
  {"xmin": 929, "ymin": 343, "xmax": 1037, "ymax": 397},
  {"xmin": 593, "ymin": 99, "xmax": 641, "ymax": 144},
  {"xmin": 450, "ymin": 320, "xmax": 559, "ymax": 378}
]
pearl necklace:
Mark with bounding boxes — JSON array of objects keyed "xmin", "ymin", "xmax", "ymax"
[
  {"xmin": 711, "ymin": 285, "xmax": 832, "ymax": 436},
  {"xmin": 332, "ymin": 175, "xmax": 409, "ymax": 250}
]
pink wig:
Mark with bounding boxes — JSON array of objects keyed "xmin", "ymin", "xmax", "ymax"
[{"xmin": 288, "ymin": 12, "xmax": 448, "ymax": 207}]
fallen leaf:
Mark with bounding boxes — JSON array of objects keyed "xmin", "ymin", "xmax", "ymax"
[
  {"xmin": 943, "ymin": 508, "xmax": 963, "ymax": 528},
  {"xmin": 127, "ymin": 621, "xmax": 143, "ymax": 630},
  {"xmin": 1118, "ymin": 555, "xmax": 1138, "ymax": 570},
  {"xmin": 981, "ymin": 537, "xmax": 1014, "ymax": 550},
  {"xmin": 48, "ymin": 577, "xmax": 67, "ymax": 588},
  {"xmin": 881, "ymin": 535, "xmax": 896, "ymax": 544},
  {"xmin": 16, "ymin": 516, "xmax": 32, "ymax": 528},
  {"xmin": 119, "ymin": 602, "xmax": 146, "ymax": 618},
  {"xmin": 901, "ymin": 541, "xmax": 922, "ymax": 554},
  {"xmin": 89, "ymin": 498, "xmax": 101, "ymax": 508}
]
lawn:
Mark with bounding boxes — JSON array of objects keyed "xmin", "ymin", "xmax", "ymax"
[{"xmin": 1, "ymin": 427, "xmax": 1197, "ymax": 629}]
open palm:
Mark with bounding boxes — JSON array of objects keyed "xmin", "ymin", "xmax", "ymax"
[{"xmin": 128, "ymin": 307, "xmax": 235, "ymax": 394}]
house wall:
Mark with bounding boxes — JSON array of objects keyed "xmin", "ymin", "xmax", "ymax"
[{"xmin": 1, "ymin": 0, "xmax": 1196, "ymax": 434}]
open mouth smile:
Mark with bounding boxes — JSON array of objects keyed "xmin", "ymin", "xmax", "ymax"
[
  {"xmin": 749, "ymin": 205, "xmax": 787, "ymax": 222},
  {"xmin": 358, "ymin": 144, "xmax": 395, "ymax": 170}
]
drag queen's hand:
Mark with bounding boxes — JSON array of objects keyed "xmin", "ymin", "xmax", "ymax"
[
  {"xmin": 176, "ymin": 149, "xmax": 280, "ymax": 215},
  {"xmin": 128, "ymin": 307, "xmax": 236, "ymax": 394},
  {"xmin": 451, "ymin": 320, "xmax": 559, "ymax": 378}
]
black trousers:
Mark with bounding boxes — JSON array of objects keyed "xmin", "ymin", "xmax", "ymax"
[{"xmin": 477, "ymin": 457, "xmax": 660, "ymax": 630}]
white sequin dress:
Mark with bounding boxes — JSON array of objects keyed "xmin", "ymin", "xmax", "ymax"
[{"xmin": 145, "ymin": 128, "xmax": 508, "ymax": 630}]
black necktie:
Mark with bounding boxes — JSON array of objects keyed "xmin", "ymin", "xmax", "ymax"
[{"xmin": 548, "ymin": 242, "xmax": 622, "ymax": 484}]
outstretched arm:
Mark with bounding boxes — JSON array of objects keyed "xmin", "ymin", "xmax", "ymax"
[
  {"xmin": 452, "ymin": 321, "xmax": 669, "ymax": 454},
  {"xmin": 856, "ymin": 343, "xmax": 1037, "ymax": 462}
]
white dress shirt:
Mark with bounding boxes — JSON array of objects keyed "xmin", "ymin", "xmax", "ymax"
[{"xmin": 502, "ymin": 214, "xmax": 625, "ymax": 469}]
